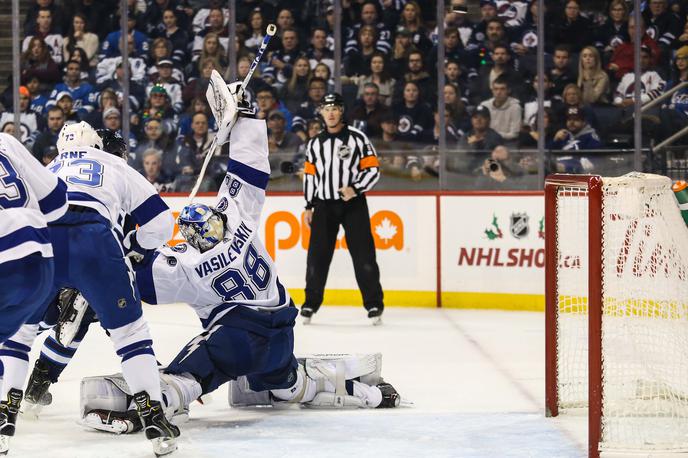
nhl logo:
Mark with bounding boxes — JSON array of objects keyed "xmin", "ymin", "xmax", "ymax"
[
  {"xmin": 510, "ymin": 212, "xmax": 529, "ymax": 239},
  {"xmin": 117, "ymin": 298, "xmax": 127, "ymax": 309},
  {"xmin": 337, "ymin": 144, "xmax": 352, "ymax": 159}
]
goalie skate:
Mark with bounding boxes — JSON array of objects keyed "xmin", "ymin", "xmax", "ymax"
[{"xmin": 55, "ymin": 288, "xmax": 89, "ymax": 347}]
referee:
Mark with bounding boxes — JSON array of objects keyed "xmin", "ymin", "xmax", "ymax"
[{"xmin": 301, "ymin": 92, "xmax": 384, "ymax": 325}]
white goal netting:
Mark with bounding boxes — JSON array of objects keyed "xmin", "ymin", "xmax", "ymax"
[{"xmin": 553, "ymin": 173, "xmax": 688, "ymax": 452}]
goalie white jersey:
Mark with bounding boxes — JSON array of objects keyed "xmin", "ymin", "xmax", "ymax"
[
  {"xmin": 0, "ymin": 133, "xmax": 68, "ymax": 263},
  {"xmin": 138, "ymin": 117, "xmax": 291, "ymax": 330},
  {"xmin": 47, "ymin": 145, "xmax": 173, "ymax": 250}
]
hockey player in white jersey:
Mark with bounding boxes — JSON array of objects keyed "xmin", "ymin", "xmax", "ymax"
[
  {"xmin": 0, "ymin": 132, "xmax": 68, "ymax": 343},
  {"xmin": 77, "ymin": 84, "xmax": 401, "ymax": 434},
  {"xmin": 0, "ymin": 124, "xmax": 179, "ymax": 456}
]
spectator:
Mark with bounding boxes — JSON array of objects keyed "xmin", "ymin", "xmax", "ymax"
[
  {"xmin": 24, "ymin": 0, "xmax": 65, "ymax": 36},
  {"xmin": 245, "ymin": 9, "xmax": 265, "ymax": 51},
  {"xmin": 141, "ymin": 85, "xmax": 178, "ymax": 135},
  {"xmin": 96, "ymin": 35, "xmax": 148, "ymax": 85},
  {"xmin": 431, "ymin": 1, "xmax": 474, "ymax": 48},
  {"xmin": 345, "ymin": 2, "xmax": 392, "ymax": 55},
  {"xmin": 192, "ymin": 7, "xmax": 229, "ymax": 60},
  {"xmin": 181, "ymin": 111, "xmax": 215, "ymax": 176},
  {"xmin": 62, "ymin": 13, "xmax": 99, "ymax": 68},
  {"xmin": 480, "ymin": 75, "xmax": 522, "ymax": 143},
  {"xmin": 313, "ymin": 62, "xmax": 336, "ymax": 93},
  {"xmin": 191, "ymin": 32, "xmax": 227, "ymax": 72},
  {"xmin": 613, "ymin": 46, "xmax": 666, "ymax": 108},
  {"xmin": 397, "ymin": 1, "xmax": 432, "ymax": 54},
  {"xmin": 32, "ymin": 106, "xmax": 64, "ymax": 162},
  {"xmin": 0, "ymin": 86, "xmax": 45, "ymax": 148},
  {"xmin": 140, "ymin": 148, "xmax": 175, "ymax": 192},
  {"xmin": 191, "ymin": 2, "xmax": 228, "ymax": 34},
  {"xmin": 182, "ymin": 58, "xmax": 216, "ymax": 107},
  {"xmin": 355, "ymin": 52, "xmax": 395, "ymax": 107},
  {"xmin": 445, "ymin": 60, "xmax": 468, "ymax": 96},
  {"xmin": 102, "ymin": 106, "xmax": 137, "ymax": 154},
  {"xmin": 468, "ymin": 17, "xmax": 507, "ymax": 76},
  {"xmin": 578, "ymin": 46, "xmax": 610, "ymax": 105},
  {"xmin": 280, "ymin": 56, "xmax": 312, "ymax": 113},
  {"xmin": 135, "ymin": 118, "xmax": 172, "ymax": 170},
  {"xmin": 555, "ymin": 83, "xmax": 598, "ymax": 131},
  {"xmin": 643, "ymin": 0, "xmax": 682, "ymax": 54},
  {"xmin": 457, "ymin": 105, "xmax": 504, "ymax": 173},
  {"xmin": 519, "ymin": 108, "xmax": 555, "ymax": 148},
  {"xmin": 433, "ymin": 107, "xmax": 463, "ymax": 143},
  {"xmin": 24, "ymin": 75, "xmax": 49, "ymax": 115},
  {"xmin": 292, "ymin": 77, "xmax": 327, "ymax": 141},
  {"xmin": 267, "ymin": 110, "xmax": 302, "ymax": 155},
  {"xmin": 551, "ymin": 0, "xmax": 593, "ymax": 53},
  {"xmin": 676, "ymin": 20, "xmax": 688, "ymax": 50},
  {"xmin": 444, "ymin": 82, "xmax": 468, "ymax": 129},
  {"xmin": 388, "ymin": 28, "xmax": 415, "ymax": 79},
  {"xmin": 307, "ymin": 27, "xmax": 334, "ymax": 74},
  {"xmin": 475, "ymin": 145, "xmax": 525, "ymax": 187},
  {"xmin": 155, "ymin": 8, "xmax": 189, "ymax": 66},
  {"xmin": 496, "ymin": 0, "xmax": 529, "ymax": 30},
  {"xmin": 264, "ymin": 28, "xmax": 302, "ymax": 87},
  {"xmin": 393, "ymin": 50, "xmax": 434, "ymax": 105},
  {"xmin": 348, "ymin": 82, "xmax": 391, "ymax": 138},
  {"xmin": 550, "ymin": 106, "xmax": 602, "ymax": 150},
  {"xmin": 470, "ymin": 42, "xmax": 525, "ymax": 105},
  {"xmin": 393, "ymin": 80, "xmax": 433, "ymax": 143},
  {"xmin": 595, "ymin": 0, "xmax": 630, "ymax": 60},
  {"xmin": 660, "ymin": 46, "xmax": 688, "ymax": 141},
  {"xmin": 523, "ymin": 73, "xmax": 556, "ymax": 128},
  {"xmin": 427, "ymin": 28, "xmax": 469, "ymax": 80},
  {"xmin": 47, "ymin": 59, "xmax": 95, "ymax": 118},
  {"xmin": 100, "ymin": 8, "xmax": 150, "ymax": 60},
  {"xmin": 22, "ymin": 7, "xmax": 63, "ymax": 64},
  {"xmin": 147, "ymin": 59, "xmax": 184, "ymax": 114},
  {"xmin": 549, "ymin": 45, "xmax": 576, "ymax": 99},
  {"xmin": 468, "ymin": 0, "xmax": 498, "ymax": 52},
  {"xmin": 344, "ymin": 25, "xmax": 378, "ymax": 77},
  {"xmin": 21, "ymin": 37, "xmax": 60, "ymax": 90},
  {"xmin": 95, "ymin": 61, "xmax": 146, "ymax": 119},
  {"xmin": 609, "ymin": 15, "xmax": 661, "ymax": 80},
  {"xmin": 275, "ymin": 8, "xmax": 297, "ymax": 38},
  {"xmin": 83, "ymin": 88, "xmax": 118, "ymax": 129},
  {"xmin": 148, "ymin": 38, "xmax": 184, "ymax": 82},
  {"xmin": 65, "ymin": 47, "xmax": 91, "ymax": 81},
  {"xmin": 178, "ymin": 96, "xmax": 217, "ymax": 139},
  {"xmin": 54, "ymin": 92, "xmax": 79, "ymax": 123},
  {"xmin": 63, "ymin": 0, "xmax": 110, "ymax": 40},
  {"xmin": 254, "ymin": 86, "xmax": 292, "ymax": 128}
]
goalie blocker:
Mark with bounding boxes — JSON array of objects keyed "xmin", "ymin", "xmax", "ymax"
[{"xmin": 79, "ymin": 354, "xmax": 400, "ymax": 434}]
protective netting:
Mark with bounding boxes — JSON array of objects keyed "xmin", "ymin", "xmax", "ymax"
[{"xmin": 555, "ymin": 173, "xmax": 688, "ymax": 452}]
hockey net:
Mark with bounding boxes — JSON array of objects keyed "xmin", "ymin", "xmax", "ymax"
[{"xmin": 545, "ymin": 173, "xmax": 688, "ymax": 457}]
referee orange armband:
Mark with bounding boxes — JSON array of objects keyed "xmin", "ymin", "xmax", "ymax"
[
  {"xmin": 359, "ymin": 156, "xmax": 379, "ymax": 170},
  {"xmin": 304, "ymin": 161, "xmax": 316, "ymax": 175}
]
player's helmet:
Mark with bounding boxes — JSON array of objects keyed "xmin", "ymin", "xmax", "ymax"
[
  {"xmin": 320, "ymin": 92, "xmax": 344, "ymax": 109},
  {"xmin": 177, "ymin": 204, "xmax": 226, "ymax": 253},
  {"xmin": 96, "ymin": 129, "xmax": 127, "ymax": 159},
  {"xmin": 56, "ymin": 121, "xmax": 103, "ymax": 153}
]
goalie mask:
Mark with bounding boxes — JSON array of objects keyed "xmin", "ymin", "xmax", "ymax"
[{"xmin": 177, "ymin": 204, "xmax": 226, "ymax": 253}]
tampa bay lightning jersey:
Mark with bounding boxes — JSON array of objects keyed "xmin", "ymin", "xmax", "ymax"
[
  {"xmin": 0, "ymin": 133, "xmax": 68, "ymax": 263},
  {"xmin": 47, "ymin": 145, "xmax": 174, "ymax": 250},
  {"xmin": 137, "ymin": 117, "xmax": 291, "ymax": 330}
]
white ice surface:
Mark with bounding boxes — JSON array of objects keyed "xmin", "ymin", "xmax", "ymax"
[{"xmin": 7, "ymin": 305, "xmax": 586, "ymax": 458}]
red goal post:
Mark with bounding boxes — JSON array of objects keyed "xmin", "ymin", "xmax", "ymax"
[{"xmin": 545, "ymin": 172, "xmax": 688, "ymax": 458}]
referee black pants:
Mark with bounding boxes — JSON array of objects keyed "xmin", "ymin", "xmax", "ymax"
[{"xmin": 304, "ymin": 196, "xmax": 384, "ymax": 312}]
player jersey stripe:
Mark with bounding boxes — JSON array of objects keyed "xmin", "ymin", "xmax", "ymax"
[
  {"xmin": 130, "ymin": 194, "xmax": 169, "ymax": 226},
  {"xmin": 137, "ymin": 251, "xmax": 160, "ymax": 305},
  {"xmin": 228, "ymin": 159, "xmax": 270, "ymax": 190},
  {"xmin": 38, "ymin": 179, "xmax": 68, "ymax": 220},
  {"xmin": 0, "ymin": 226, "xmax": 50, "ymax": 253}
]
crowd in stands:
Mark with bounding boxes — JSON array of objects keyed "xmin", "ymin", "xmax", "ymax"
[{"xmin": 1, "ymin": 0, "xmax": 688, "ymax": 191}]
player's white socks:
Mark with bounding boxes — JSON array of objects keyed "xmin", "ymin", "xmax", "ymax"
[
  {"xmin": 109, "ymin": 317, "xmax": 162, "ymax": 402},
  {"xmin": 0, "ymin": 324, "xmax": 39, "ymax": 398}
]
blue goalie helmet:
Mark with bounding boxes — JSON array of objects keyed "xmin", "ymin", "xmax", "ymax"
[{"xmin": 177, "ymin": 204, "xmax": 226, "ymax": 253}]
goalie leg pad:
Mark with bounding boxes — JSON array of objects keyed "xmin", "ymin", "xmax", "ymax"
[{"xmin": 228, "ymin": 353, "xmax": 384, "ymax": 408}]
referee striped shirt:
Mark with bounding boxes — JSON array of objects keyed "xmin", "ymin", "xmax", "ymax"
[{"xmin": 303, "ymin": 126, "xmax": 380, "ymax": 209}]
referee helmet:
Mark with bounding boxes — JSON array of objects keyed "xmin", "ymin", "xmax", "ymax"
[{"xmin": 320, "ymin": 92, "xmax": 345, "ymax": 109}]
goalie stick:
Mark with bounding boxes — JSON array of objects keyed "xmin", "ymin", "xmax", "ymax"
[{"xmin": 188, "ymin": 24, "xmax": 277, "ymax": 201}]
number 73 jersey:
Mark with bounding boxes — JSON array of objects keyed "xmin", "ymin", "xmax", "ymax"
[{"xmin": 136, "ymin": 117, "xmax": 291, "ymax": 330}]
